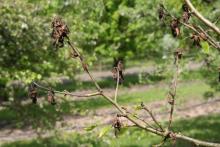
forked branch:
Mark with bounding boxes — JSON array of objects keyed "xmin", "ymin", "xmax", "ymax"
[{"xmin": 184, "ymin": 0, "xmax": 220, "ymax": 35}]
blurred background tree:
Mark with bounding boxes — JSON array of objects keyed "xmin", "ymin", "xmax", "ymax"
[
  {"xmin": 0, "ymin": 0, "xmax": 220, "ymax": 146},
  {"xmin": 0, "ymin": 0, "xmax": 219, "ymax": 101}
]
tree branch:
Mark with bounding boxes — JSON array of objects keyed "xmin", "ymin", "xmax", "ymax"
[
  {"xmin": 168, "ymin": 55, "xmax": 180, "ymax": 129},
  {"xmin": 176, "ymin": 133, "xmax": 220, "ymax": 147},
  {"xmin": 141, "ymin": 103, "xmax": 164, "ymax": 132},
  {"xmin": 114, "ymin": 67, "xmax": 120, "ymax": 102},
  {"xmin": 163, "ymin": 5, "xmax": 220, "ymax": 50},
  {"xmin": 33, "ymin": 82, "xmax": 101, "ymax": 98},
  {"xmin": 66, "ymin": 39, "xmax": 102, "ymax": 92},
  {"xmin": 181, "ymin": 22, "xmax": 220, "ymax": 50},
  {"xmin": 184, "ymin": 0, "xmax": 220, "ymax": 35},
  {"xmin": 121, "ymin": 106, "xmax": 158, "ymax": 130}
]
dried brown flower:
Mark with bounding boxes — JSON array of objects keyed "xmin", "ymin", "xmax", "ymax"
[
  {"xmin": 199, "ymin": 32, "xmax": 207, "ymax": 41},
  {"xmin": 117, "ymin": 60, "xmax": 124, "ymax": 84},
  {"xmin": 173, "ymin": 49, "xmax": 182, "ymax": 64},
  {"xmin": 182, "ymin": 11, "xmax": 191, "ymax": 23},
  {"xmin": 47, "ymin": 88, "xmax": 56, "ymax": 105},
  {"xmin": 112, "ymin": 67, "xmax": 118, "ymax": 80},
  {"xmin": 170, "ymin": 19, "xmax": 180, "ymax": 37},
  {"xmin": 158, "ymin": 4, "xmax": 165, "ymax": 20},
  {"xmin": 191, "ymin": 33, "xmax": 201, "ymax": 46},
  {"xmin": 51, "ymin": 17, "xmax": 70, "ymax": 48},
  {"xmin": 112, "ymin": 60, "xmax": 124, "ymax": 84},
  {"xmin": 167, "ymin": 95, "xmax": 174, "ymax": 105},
  {"xmin": 70, "ymin": 49, "xmax": 79, "ymax": 58},
  {"xmin": 112, "ymin": 116, "xmax": 122, "ymax": 137},
  {"xmin": 182, "ymin": 3, "xmax": 190, "ymax": 12},
  {"xmin": 28, "ymin": 83, "xmax": 37, "ymax": 104}
]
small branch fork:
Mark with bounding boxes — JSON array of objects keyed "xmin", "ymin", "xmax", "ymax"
[
  {"xmin": 30, "ymin": 18, "xmax": 220, "ymax": 147},
  {"xmin": 162, "ymin": 4, "xmax": 220, "ymax": 50},
  {"xmin": 184, "ymin": 0, "xmax": 220, "ymax": 35},
  {"xmin": 141, "ymin": 104, "xmax": 164, "ymax": 132}
]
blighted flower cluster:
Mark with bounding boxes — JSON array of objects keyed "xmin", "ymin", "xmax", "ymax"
[
  {"xmin": 51, "ymin": 17, "xmax": 70, "ymax": 48},
  {"xmin": 158, "ymin": 3, "xmax": 209, "ymax": 46},
  {"xmin": 28, "ymin": 82, "xmax": 56, "ymax": 105}
]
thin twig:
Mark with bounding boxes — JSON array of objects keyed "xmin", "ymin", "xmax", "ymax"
[
  {"xmin": 33, "ymin": 82, "xmax": 101, "ymax": 98},
  {"xmin": 196, "ymin": 25, "xmax": 220, "ymax": 49},
  {"xmin": 66, "ymin": 39, "xmax": 102, "ymax": 92},
  {"xmin": 121, "ymin": 107, "xmax": 158, "ymax": 130},
  {"xmin": 168, "ymin": 56, "xmax": 179, "ymax": 129},
  {"xmin": 163, "ymin": 5, "xmax": 220, "ymax": 50},
  {"xmin": 114, "ymin": 67, "xmax": 120, "ymax": 102},
  {"xmin": 181, "ymin": 22, "xmax": 219, "ymax": 49},
  {"xmin": 141, "ymin": 103, "xmax": 164, "ymax": 132}
]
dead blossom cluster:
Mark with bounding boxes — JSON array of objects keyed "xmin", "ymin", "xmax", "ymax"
[
  {"xmin": 112, "ymin": 115, "xmax": 122, "ymax": 137},
  {"xmin": 182, "ymin": 3, "xmax": 191, "ymax": 23},
  {"xmin": 158, "ymin": 3, "xmax": 213, "ymax": 47},
  {"xmin": 112, "ymin": 60, "xmax": 124, "ymax": 85},
  {"xmin": 28, "ymin": 83, "xmax": 37, "ymax": 104},
  {"xmin": 51, "ymin": 17, "xmax": 70, "ymax": 48},
  {"xmin": 28, "ymin": 82, "xmax": 56, "ymax": 105}
]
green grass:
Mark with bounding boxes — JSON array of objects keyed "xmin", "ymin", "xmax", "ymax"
[
  {"xmin": 38, "ymin": 67, "xmax": 207, "ymax": 99},
  {"xmin": 66, "ymin": 81, "xmax": 212, "ymax": 110},
  {"xmin": 0, "ymin": 67, "xmax": 216, "ymax": 132},
  {"xmin": 2, "ymin": 114, "xmax": 220, "ymax": 147},
  {"xmin": 90, "ymin": 58, "xmax": 155, "ymax": 71},
  {"xmin": 0, "ymin": 69, "xmax": 219, "ymax": 146},
  {"xmin": 0, "ymin": 80, "xmax": 214, "ymax": 131},
  {"xmin": 12, "ymin": 64, "xmax": 206, "ymax": 100}
]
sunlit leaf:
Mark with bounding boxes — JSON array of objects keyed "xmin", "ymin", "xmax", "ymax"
[
  {"xmin": 84, "ymin": 124, "xmax": 97, "ymax": 131},
  {"xmin": 201, "ymin": 41, "xmax": 210, "ymax": 54},
  {"xmin": 98, "ymin": 125, "xmax": 112, "ymax": 138}
]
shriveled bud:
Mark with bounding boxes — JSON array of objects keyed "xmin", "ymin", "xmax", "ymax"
[
  {"xmin": 191, "ymin": 34, "xmax": 201, "ymax": 46},
  {"xmin": 51, "ymin": 17, "xmax": 69, "ymax": 48},
  {"xmin": 199, "ymin": 32, "xmax": 207, "ymax": 41},
  {"xmin": 112, "ymin": 67, "xmax": 118, "ymax": 80},
  {"xmin": 167, "ymin": 91, "xmax": 175, "ymax": 105},
  {"xmin": 170, "ymin": 19, "xmax": 180, "ymax": 37},
  {"xmin": 182, "ymin": 11, "xmax": 191, "ymax": 23},
  {"xmin": 112, "ymin": 116, "xmax": 122, "ymax": 137},
  {"xmin": 173, "ymin": 49, "xmax": 182, "ymax": 64},
  {"xmin": 28, "ymin": 83, "xmax": 38, "ymax": 104},
  {"xmin": 112, "ymin": 60, "xmax": 124, "ymax": 84},
  {"xmin": 167, "ymin": 95, "xmax": 174, "ymax": 105},
  {"xmin": 117, "ymin": 60, "xmax": 124, "ymax": 84},
  {"xmin": 70, "ymin": 50, "xmax": 79, "ymax": 58},
  {"xmin": 182, "ymin": 3, "xmax": 190, "ymax": 12},
  {"xmin": 158, "ymin": 4, "xmax": 165, "ymax": 20},
  {"xmin": 47, "ymin": 88, "xmax": 56, "ymax": 105}
]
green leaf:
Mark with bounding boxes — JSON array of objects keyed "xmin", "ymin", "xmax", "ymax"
[
  {"xmin": 84, "ymin": 124, "xmax": 97, "ymax": 131},
  {"xmin": 134, "ymin": 105, "xmax": 142, "ymax": 111},
  {"xmin": 201, "ymin": 41, "xmax": 210, "ymax": 54},
  {"xmin": 98, "ymin": 125, "xmax": 111, "ymax": 138}
]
